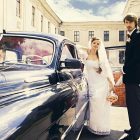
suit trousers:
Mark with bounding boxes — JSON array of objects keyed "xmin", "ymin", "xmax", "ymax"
[{"xmin": 125, "ymin": 84, "xmax": 140, "ymax": 139}]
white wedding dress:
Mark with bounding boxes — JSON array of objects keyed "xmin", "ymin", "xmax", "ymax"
[{"xmin": 85, "ymin": 59, "xmax": 111, "ymax": 135}]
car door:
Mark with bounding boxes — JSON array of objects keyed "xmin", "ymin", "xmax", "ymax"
[
  {"xmin": 57, "ymin": 42, "xmax": 88, "ymax": 139},
  {"xmin": 0, "ymin": 34, "xmax": 65, "ymax": 140}
]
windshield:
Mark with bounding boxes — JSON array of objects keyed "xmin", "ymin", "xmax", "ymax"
[{"xmin": 0, "ymin": 36, "xmax": 54, "ymax": 66}]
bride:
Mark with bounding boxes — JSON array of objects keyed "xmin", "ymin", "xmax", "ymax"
[{"xmin": 83, "ymin": 37, "xmax": 116, "ymax": 135}]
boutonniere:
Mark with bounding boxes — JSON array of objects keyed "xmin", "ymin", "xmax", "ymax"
[
  {"xmin": 127, "ymin": 34, "xmax": 131, "ymax": 42},
  {"xmin": 126, "ymin": 37, "xmax": 131, "ymax": 43}
]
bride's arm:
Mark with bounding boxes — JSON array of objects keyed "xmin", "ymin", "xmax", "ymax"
[
  {"xmin": 100, "ymin": 61, "xmax": 115, "ymax": 91},
  {"xmin": 107, "ymin": 77, "xmax": 115, "ymax": 92}
]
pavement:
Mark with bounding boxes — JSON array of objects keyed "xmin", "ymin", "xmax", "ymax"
[{"xmin": 79, "ymin": 106, "xmax": 130, "ymax": 140}]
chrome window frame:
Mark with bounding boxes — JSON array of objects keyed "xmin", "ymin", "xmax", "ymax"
[{"xmin": 1, "ymin": 34, "xmax": 56, "ymax": 67}]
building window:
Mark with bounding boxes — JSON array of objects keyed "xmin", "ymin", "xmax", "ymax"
[
  {"xmin": 55, "ymin": 28, "xmax": 57, "ymax": 34},
  {"xmin": 48, "ymin": 21, "xmax": 50, "ymax": 33},
  {"xmin": 104, "ymin": 31, "xmax": 109, "ymax": 41},
  {"xmin": 16, "ymin": 0, "xmax": 21, "ymax": 17},
  {"xmin": 74, "ymin": 31, "xmax": 80, "ymax": 42},
  {"xmin": 31, "ymin": 6, "xmax": 35, "ymax": 26},
  {"xmin": 119, "ymin": 50, "xmax": 125, "ymax": 64},
  {"xmin": 60, "ymin": 31, "xmax": 65, "ymax": 36},
  {"xmin": 119, "ymin": 30, "xmax": 125, "ymax": 41},
  {"xmin": 41, "ymin": 15, "xmax": 43, "ymax": 32},
  {"xmin": 89, "ymin": 31, "xmax": 94, "ymax": 40}
]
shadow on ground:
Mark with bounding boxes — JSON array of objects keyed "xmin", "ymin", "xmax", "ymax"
[{"xmin": 79, "ymin": 128, "xmax": 124, "ymax": 140}]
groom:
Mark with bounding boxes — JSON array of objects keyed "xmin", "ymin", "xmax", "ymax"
[{"xmin": 121, "ymin": 13, "xmax": 140, "ymax": 140}]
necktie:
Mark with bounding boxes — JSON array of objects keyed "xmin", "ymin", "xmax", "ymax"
[
  {"xmin": 127, "ymin": 34, "xmax": 131, "ymax": 39},
  {"xmin": 126, "ymin": 34, "xmax": 131, "ymax": 43}
]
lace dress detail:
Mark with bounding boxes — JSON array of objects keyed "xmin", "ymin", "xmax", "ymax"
[{"xmin": 85, "ymin": 59, "xmax": 111, "ymax": 135}]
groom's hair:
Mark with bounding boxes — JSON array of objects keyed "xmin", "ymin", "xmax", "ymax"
[{"xmin": 123, "ymin": 13, "xmax": 138, "ymax": 27}]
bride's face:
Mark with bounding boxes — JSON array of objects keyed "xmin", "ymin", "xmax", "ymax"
[{"xmin": 91, "ymin": 40, "xmax": 100, "ymax": 51}]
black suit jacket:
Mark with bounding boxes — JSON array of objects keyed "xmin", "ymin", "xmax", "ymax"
[{"xmin": 123, "ymin": 29, "xmax": 140, "ymax": 84}]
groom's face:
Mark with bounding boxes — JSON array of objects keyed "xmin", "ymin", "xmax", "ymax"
[{"xmin": 124, "ymin": 19, "xmax": 136, "ymax": 32}]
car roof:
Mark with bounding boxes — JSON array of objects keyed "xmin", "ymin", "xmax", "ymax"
[{"xmin": 1, "ymin": 31, "xmax": 72, "ymax": 44}]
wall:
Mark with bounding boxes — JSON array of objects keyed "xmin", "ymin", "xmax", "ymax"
[
  {"xmin": 61, "ymin": 21, "xmax": 126, "ymax": 47},
  {"xmin": 0, "ymin": 0, "xmax": 61, "ymax": 33}
]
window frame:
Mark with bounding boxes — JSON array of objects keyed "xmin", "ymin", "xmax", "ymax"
[
  {"xmin": 119, "ymin": 30, "xmax": 125, "ymax": 42},
  {"xmin": 119, "ymin": 50, "xmax": 125, "ymax": 64},
  {"xmin": 31, "ymin": 6, "xmax": 35, "ymax": 27},
  {"xmin": 48, "ymin": 21, "xmax": 50, "ymax": 33},
  {"xmin": 60, "ymin": 43, "xmax": 78, "ymax": 62},
  {"xmin": 16, "ymin": 0, "xmax": 21, "ymax": 18},
  {"xmin": 41, "ymin": 15, "xmax": 43, "ymax": 32},
  {"xmin": 60, "ymin": 31, "xmax": 65, "ymax": 36},
  {"xmin": 88, "ymin": 31, "xmax": 94, "ymax": 40},
  {"xmin": 104, "ymin": 31, "xmax": 109, "ymax": 41},
  {"xmin": 1, "ymin": 34, "xmax": 55, "ymax": 66},
  {"xmin": 74, "ymin": 31, "xmax": 80, "ymax": 42}
]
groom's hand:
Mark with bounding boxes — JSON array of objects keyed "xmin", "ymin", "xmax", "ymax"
[{"xmin": 114, "ymin": 70, "xmax": 123, "ymax": 87}]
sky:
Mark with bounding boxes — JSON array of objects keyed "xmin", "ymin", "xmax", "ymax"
[{"xmin": 47, "ymin": 0, "xmax": 127, "ymax": 22}]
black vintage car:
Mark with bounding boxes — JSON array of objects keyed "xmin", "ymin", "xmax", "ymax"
[{"xmin": 0, "ymin": 32, "xmax": 88, "ymax": 140}]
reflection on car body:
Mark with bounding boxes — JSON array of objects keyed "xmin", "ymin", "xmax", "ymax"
[{"xmin": 0, "ymin": 32, "xmax": 88, "ymax": 140}]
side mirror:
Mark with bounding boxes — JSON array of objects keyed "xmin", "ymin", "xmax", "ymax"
[{"xmin": 60, "ymin": 58, "xmax": 82, "ymax": 69}]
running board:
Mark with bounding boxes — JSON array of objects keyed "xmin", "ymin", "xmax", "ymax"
[{"xmin": 61, "ymin": 100, "xmax": 89, "ymax": 140}]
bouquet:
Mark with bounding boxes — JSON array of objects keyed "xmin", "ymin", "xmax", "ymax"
[{"xmin": 107, "ymin": 91, "xmax": 118, "ymax": 104}]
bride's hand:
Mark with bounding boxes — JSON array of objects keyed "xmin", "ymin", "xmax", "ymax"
[
  {"xmin": 107, "ymin": 92, "xmax": 118, "ymax": 104},
  {"xmin": 107, "ymin": 95, "xmax": 118, "ymax": 104}
]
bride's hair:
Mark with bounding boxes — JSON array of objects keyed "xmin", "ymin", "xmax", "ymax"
[
  {"xmin": 91, "ymin": 37, "xmax": 100, "ymax": 43},
  {"xmin": 91, "ymin": 37, "xmax": 100, "ymax": 58}
]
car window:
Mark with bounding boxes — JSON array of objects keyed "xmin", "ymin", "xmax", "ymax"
[
  {"xmin": 5, "ymin": 50, "xmax": 18, "ymax": 63},
  {"xmin": 60, "ymin": 44, "xmax": 77, "ymax": 61},
  {"xmin": 0, "ymin": 36, "xmax": 54, "ymax": 65}
]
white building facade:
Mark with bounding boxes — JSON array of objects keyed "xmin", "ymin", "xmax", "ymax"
[
  {"xmin": 123, "ymin": 0, "xmax": 140, "ymax": 28},
  {"xmin": 123, "ymin": 0, "xmax": 140, "ymax": 17},
  {"xmin": 0, "ymin": 0, "xmax": 61, "ymax": 34},
  {"xmin": 60, "ymin": 21, "xmax": 126, "ymax": 47}
]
